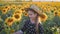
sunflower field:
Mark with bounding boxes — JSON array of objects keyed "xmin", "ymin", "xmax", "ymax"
[{"xmin": 0, "ymin": 1, "xmax": 60, "ymax": 34}]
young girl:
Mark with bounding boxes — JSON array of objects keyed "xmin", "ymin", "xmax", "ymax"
[{"xmin": 14, "ymin": 5, "xmax": 47, "ymax": 34}]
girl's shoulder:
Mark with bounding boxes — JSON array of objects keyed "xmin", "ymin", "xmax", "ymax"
[
  {"xmin": 24, "ymin": 19, "xmax": 30, "ymax": 24},
  {"xmin": 38, "ymin": 23, "xmax": 43, "ymax": 27}
]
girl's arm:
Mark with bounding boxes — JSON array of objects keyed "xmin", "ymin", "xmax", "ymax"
[{"xmin": 13, "ymin": 30, "xmax": 23, "ymax": 34}]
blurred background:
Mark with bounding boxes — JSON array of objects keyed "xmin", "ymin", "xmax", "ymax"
[{"xmin": 0, "ymin": 0, "xmax": 60, "ymax": 34}]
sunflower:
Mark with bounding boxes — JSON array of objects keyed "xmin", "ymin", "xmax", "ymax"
[
  {"xmin": 54, "ymin": 11, "xmax": 58, "ymax": 16},
  {"xmin": 54, "ymin": 11, "xmax": 60, "ymax": 17},
  {"xmin": 54, "ymin": 7, "xmax": 57, "ymax": 11},
  {"xmin": 13, "ymin": 13, "xmax": 22, "ymax": 21},
  {"xmin": 2, "ymin": 8, "xmax": 8, "ymax": 14},
  {"xmin": 5, "ymin": 17, "xmax": 15, "ymax": 26},
  {"xmin": 21, "ymin": 8, "xmax": 26, "ymax": 13},
  {"xmin": 58, "ymin": 9, "xmax": 60, "ymax": 11},
  {"xmin": 42, "ymin": 7, "xmax": 47, "ymax": 12},
  {"xmin": 24, "ymin": 4, "xmax": 30, "ymax": 8},
  {"xmin": 58, "ymin": 12, "xmax": 60, "ymax": 17},
  {"xmin": 47, "ymin": 6, "xmax": 52, "ymax": 12},
  {"xmin": 11, "ymin": 5, "xmax": 17, "ymax": 9},
  {"xmin": 20, "ymin": 6, "xmax": 25, "ymax": 10},
  {"xmin": 43, "ymin": 7, "xmax": 47, "ymax": 10},
  {"xmin": 50, "ymin": 7, "xmax": 54, "ymax": 10},
  {"xmin": 41, "ymin": 5, "xmax": 45, "ymax": 9},
  {"xmin": 4, "ymin": 5, "xmax": 11, "ymax": 10},
  {"xmin": 14, "ymin": 9, "xmax": 22, "ymax": 14},
  {"xmin": 21, "ymin": 4, "xmax": 30, "ymax": 10},
  {"xmin": 47, "ymin": 8, "xmax": 51, "ymax": 11},
  {"xmin": 17, "ymin": 5, "xmax": 22, "ymax": 9},
  {"xmin": 40, "ymin": 13, "xmax": 48, "ymax": 22},
  {"xmin": 24, "ymin": 12, "xmax": 28, "ymax": 16},
  {"xmin": 36, "ymin": 2, "xmax": 41, "ymax": 7}
]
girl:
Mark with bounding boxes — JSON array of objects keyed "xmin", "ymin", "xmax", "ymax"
[{"xmin": 14, "ymin": 5, "xmax": 47, "ymax": 34}]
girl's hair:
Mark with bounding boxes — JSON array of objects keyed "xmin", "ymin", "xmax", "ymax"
[
  {"xmin": 27, "ymin": 9, "xmax": 40, "ymax": 34},
  {"xmin": 35, "ymin": 15, "xmax": 39, "ymax": 34}
]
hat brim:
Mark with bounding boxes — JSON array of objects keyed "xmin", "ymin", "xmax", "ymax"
[{"xmin": 24, "ymin": 8, "xmax": 42, "ymax": 16}]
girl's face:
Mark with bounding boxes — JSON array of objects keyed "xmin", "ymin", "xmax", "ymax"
[{"xmin": 28, "ymin": 10, "xmax": 37, "ymax": 19}]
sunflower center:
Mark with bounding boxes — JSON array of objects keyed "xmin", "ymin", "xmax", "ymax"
[
  {"xmin": 55, "ymin": 12, "xmax": 58, "ymax": 15},
  {"xmin": 7, "ymin": 19, "xmax": 13, "ymax": 23},
  {"xmin": 14, "ymin": 14, "xmax": 20, "ymax": 19},
  {"xmin": 3, "ymin": 10, "xmax": 6, "ymax": 12},
  {"xmin": 41, "ymin": 14, "xmax": 45, "ymax": 18},
  {"xmin": 5, "ymin": 7, "xmax": 8, "ymax": 8}
]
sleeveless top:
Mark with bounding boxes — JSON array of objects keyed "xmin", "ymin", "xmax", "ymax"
[{"xmin": 21, "ymin": 20, "xmax": 44, "ymax": 34}]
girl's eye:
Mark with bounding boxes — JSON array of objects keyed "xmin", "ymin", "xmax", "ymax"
[{"xmin": 29, "ymin": 14, "xmax": 32, "ymax": 15}]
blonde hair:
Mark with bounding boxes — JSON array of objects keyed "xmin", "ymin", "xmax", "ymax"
[
  {"xmin": 35, "ymin": 13, "xmax": 47, "ymax": 34},
  {"xmin": 35, "ymin": 15, "xmax": 41, "ymax": 34},
  {"xmin": 38, "ymin": 16, "xmax": 42, "ymax": 23}
]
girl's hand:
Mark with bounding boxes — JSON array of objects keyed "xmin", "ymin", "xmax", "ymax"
[{"xmin": 13, "ymin": 30, "xmax": 23, "ymax": 34}]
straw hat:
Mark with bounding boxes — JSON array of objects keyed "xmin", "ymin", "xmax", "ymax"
[
  {"xmin": 25, "ymin": 4, "xmax": 43, "ymax": 16},
  {"xmin": 24, "ymin": 4, "xmax": 48, "ymax": 22}
]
